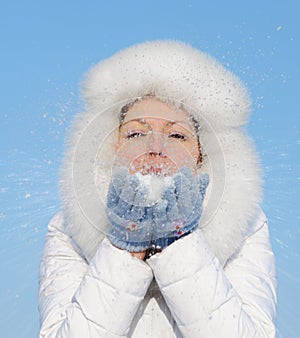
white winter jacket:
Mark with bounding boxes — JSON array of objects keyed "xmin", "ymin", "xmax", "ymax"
[{"xmin": 39, "ymin": 40, "xmax": 277, "ymax": 337}]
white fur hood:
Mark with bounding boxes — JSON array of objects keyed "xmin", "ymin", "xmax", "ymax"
[{"xmin": 60, "ymin": 40, "xmax": 263, "ymax": 266}]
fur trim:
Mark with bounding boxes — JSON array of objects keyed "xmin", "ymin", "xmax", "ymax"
[{"xmin": 60, "ymin": 40, "xmax": 263, "ymax": 266}]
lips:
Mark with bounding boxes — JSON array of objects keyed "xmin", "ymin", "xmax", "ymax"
[
  {"xmin": 140, "ymin": 162, "xmax": 173, "ymax": 176},
  {"xmin": 148, "ymin": 166, "xmax": 162, "ymax": 175},
  {"xmin": 130, "ymin": 154, "xmax": 177, "ymax": 176}
]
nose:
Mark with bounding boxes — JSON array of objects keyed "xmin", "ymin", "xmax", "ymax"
[{"xmin": 147, "ymin": 131, "xmax": 165, "ymax": 157}]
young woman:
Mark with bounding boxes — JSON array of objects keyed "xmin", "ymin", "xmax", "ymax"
[{"xmin": 39, "ymin": 40, "xmax": 277, "ymax": 337}]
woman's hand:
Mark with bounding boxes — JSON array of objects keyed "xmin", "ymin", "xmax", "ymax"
[
  {"xmin": 151, "ymin": 167, "xmax": 209, "ymax": 249},
  {"xmin": 106, "ymin": 166, "xmax": 209, "ymax": 256},
  {"xmin": 130, "ymin": 251, "xmax": 147, "ymax": 260},
  {"xmin": 106, "ymin": 167, "xmax": 153, "ymax": 253}
]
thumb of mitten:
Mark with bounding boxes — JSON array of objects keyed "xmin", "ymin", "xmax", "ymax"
[
  {"xmin": 198, "ymin": 173, "xmax": 210, "ymax": 197},
  {"xmin": 153, "ymin": 198, "xmax": 168, "ymax": 222}
]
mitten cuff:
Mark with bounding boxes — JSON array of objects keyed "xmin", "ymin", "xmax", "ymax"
[{"xmin": 151, "ymin": 220, "xmax": 199, "ymax": 250}]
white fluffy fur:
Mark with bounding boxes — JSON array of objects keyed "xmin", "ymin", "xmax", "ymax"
[{"xmin": 60, "ymin": 40, "xmax": 263, "ymax": 266}]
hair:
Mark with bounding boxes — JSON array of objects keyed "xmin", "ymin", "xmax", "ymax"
[{"xmin": 118, "ymin": 95, "xmax": 203, "ymax": 166}]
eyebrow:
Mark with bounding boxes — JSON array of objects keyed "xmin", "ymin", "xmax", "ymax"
[{"xmin": 121, "ymin": 118, "xmax": 193, "ymax": 129}]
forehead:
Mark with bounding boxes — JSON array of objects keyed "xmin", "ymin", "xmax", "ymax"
[{"xmin": 123, "ymin": 98, "xmax": 190, "ymax": 124}]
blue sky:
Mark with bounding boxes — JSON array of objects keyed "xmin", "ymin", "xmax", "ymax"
[{"xmin": 0, "ymin": 1, "xmax": 299, "ymax": 337}]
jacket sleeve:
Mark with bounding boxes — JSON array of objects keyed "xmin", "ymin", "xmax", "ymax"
[
  {"xmin": 39, "ymin": 212, "xmax": 153, "ymax": 338},
  {"xmin": 147, "ymin": 215, "xmax": 277, "ymax": 338}
]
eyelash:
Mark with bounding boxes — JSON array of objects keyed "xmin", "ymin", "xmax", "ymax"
[
  {"xmin": 126, "ymin": 131, "xmax": 146, "ymax": 139},
  {"xmin": 126, "ymin": 131, "xmax": 187, "ymax": 141},
  {"xmin": 169, "ymin": 132, "xmax": 187, "ymax": 141}
]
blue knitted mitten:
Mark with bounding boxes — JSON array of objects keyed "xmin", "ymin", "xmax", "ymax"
[
  {"xmin": 106, "ymin": 167, "xmax": 153, "ymax": 252},
  {"xmin": 151, "ymin": 167, "xmax": 209, "ymax": 249}
]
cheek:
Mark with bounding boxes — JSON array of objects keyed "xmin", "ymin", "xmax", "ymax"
[
  {"xmin": 115, "ymin": 139, "xmax": 148, "ymax": 167},
  {"xmin": 166, "ymin": 141, "xmax": 199, "ymax": 167}
]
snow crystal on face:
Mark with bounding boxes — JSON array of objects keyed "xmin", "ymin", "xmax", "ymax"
[{"xmin": 135, "ymin": 172, "xmax": 174, "ymax": 204}]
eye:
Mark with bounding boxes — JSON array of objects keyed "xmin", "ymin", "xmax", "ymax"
[
  {"xmin": 126, "ymin": 131, "xmax": 146, "ymax": 139},
  {"xmin": 169, "ymin": 132, "xmax": 187, "ymax": 141}
]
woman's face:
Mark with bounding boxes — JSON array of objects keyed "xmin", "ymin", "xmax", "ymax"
[{"xmin": 115, "ymin": 98, "xmax": 200, "ymax": 176}]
